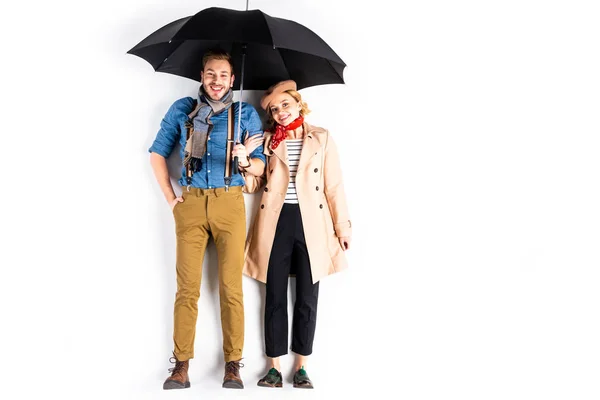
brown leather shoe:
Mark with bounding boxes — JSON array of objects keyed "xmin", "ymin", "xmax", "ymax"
[
  {"xmin": 222, "ymin": 360, "xmax": 244, "ymax": 389},
  {"xmin": 163, "ymin": 355, "xmax": 190, "ymax": 390}
]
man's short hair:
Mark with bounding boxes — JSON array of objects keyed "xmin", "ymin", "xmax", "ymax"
[{"xmin": 202, "ymin": 48, "xmax": 235, "ymax": 74}]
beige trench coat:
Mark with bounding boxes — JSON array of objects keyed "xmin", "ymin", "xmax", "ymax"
[{"xmin": 243, "ymin": 122, "xmax": 352, "ymax": 284}]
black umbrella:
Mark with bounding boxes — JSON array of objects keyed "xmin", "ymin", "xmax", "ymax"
[
  {"xmin": 128, "ymin": 5, "xmax": 346, "ymax": 174},
  {"xmin": 127, "ymin": 7, "xmax": 346, "ymax": 89}
]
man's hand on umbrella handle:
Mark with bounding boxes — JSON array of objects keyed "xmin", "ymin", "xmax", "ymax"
[
  {"xmin": 243, "ymin": 133, "xmax": 265, "ymax": 155},
  {"xmin": 170, "ymin": 196, "xmax": 184, "ymax": 210},
  {"xmin": 339, "ymin": 236, "xmax": 351, "ymax": 251},
  {"xmin": 232, "ymin": 144, "xmax": 248, "ymax": 163}
]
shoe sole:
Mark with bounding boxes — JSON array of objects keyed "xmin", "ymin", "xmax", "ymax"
[
  {"xmin": 222, "ymin": 380, "xmax": 244, "ymax": 389},
  {"xmin": 293, "ymin": 383, "xmax": 314, "ymax": 389},
  {"xmin": 163, "ymin": 380, "xmax": 190, "ymax": 390},
  {"xmin": 257, "ymin": 381, "xmax": 283, "ymax": 388}
]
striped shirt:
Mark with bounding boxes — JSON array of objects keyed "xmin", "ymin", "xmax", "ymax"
[{"xmin": 285, "ymin": 139, "xmax": 303, "ymax": 203}]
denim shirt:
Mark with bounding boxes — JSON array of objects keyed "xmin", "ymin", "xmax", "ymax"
[{"xmin": 149, "ymin": 97, "xmax": 265, "ymax": 189}]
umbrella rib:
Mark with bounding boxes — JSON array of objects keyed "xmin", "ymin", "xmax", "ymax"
[
  {"xmin": 326, "ymin": 59, "xmax": 345, "ymax": 84},
  {"xmin": 277, "ymin": 50, "xmax": 293, "ymax": 82},
  {"xmin": 261, "ymin": 15, "xmax": 277, "ymax": 50},
  {"xmin": 155, "ymin": 41, "xmax": 186, "ymax": 72}
]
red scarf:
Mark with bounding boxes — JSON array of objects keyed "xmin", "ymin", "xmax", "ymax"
[{"xmin": 269, "ymin": 116, "xmax": 304, "ymax": 149}]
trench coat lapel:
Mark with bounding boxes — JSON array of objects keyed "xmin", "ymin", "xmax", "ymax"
[
  {"xmin": 270, "ymin": 138, "xmax": 288, "ymax": 168},
  {"xmin": 297, "ymin": 123, "xmax": 321, "ymax": 171}
]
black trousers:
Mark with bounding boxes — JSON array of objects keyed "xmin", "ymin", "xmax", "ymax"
[{"xmin": 265, "ymin": 203, "xmax": 320, "ymax": 357}]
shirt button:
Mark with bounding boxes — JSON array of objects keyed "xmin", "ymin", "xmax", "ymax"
[
  {"xmin": 208, "ymin": 186, "xmax": 212, "ymax": 189},
  {"xmin": 314, "ymin": 168, "xmax": 318, "ymax": 173},
  {"xmin": 208, "ymin": 170, "xmax": 211, "ymax": 173},
  {"xmin": 261, "ymin": 204, "xmax": 265, "ymax": 209},
  {"xmin": 207, "ymin": 153, "xmax": 210, "ymax": 156},
  {"xmin": 264, "ymin": 187, "xmax": 269, "ymax": 192},
  {"xmin": 319, "ymin": 204, "xmax": 323, "ymax": 209},
  {"xmin": 316, "ymin": 186, "xmax": 319, "ymax": 191}
]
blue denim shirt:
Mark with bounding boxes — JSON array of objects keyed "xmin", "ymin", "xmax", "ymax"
[{"xmin": 149, "ymin": 97, "xmax": 265, "ymax": 188}]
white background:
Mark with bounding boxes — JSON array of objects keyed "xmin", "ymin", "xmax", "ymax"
[{"xmin": 1, "ymin": 0, "xmax": 599, "ymax": 399}]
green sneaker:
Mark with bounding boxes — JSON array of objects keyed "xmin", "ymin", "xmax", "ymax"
[
  {"xmin": 257, "ymin": 368, "xmax": 283, "ymax": 388},
  {"xmin": 293, "ymin": 366, "xmax": 313, "ymax": 389}
]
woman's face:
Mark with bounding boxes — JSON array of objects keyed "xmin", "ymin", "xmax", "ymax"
[{"xmin": 268, "ymin": 93, "xmax": 302, "ymax": 126}]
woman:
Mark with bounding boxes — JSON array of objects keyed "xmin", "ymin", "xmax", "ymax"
[{"xmin": 242, "ymin": 80, "xmax": 352, "ymax": 388}]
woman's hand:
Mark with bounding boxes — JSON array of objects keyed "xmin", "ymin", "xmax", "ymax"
[
  {"xmin": 339, "ymin": 236, "xmax": 351, "ymax": 251},
  {"xmin": 243, "ymin": 133, "xmax": 265, "ymax": 155}
]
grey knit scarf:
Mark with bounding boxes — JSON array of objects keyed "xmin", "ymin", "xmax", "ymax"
[{"xmin": 184, "ymin": 85, "xmax": 234, "ymax": 171}]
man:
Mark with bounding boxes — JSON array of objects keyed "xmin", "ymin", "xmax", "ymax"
[{"xmin": 148, "ymin": 48, "xmax": 265, "ymax": 390}]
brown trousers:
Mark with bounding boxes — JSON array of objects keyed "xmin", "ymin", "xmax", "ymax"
[{"xmin": 171, "ymin": 186, "xmax": 246, "ymax": 362}]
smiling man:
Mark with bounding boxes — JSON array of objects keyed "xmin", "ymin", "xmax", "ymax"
[{"xmin": 148, "ymin": 48, "xmax": 265, "ymax": 390}]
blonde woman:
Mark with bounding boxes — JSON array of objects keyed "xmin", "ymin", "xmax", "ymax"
[{"xmin": 242, "ymin": 80, "xmax": 352, "ymax": 388}]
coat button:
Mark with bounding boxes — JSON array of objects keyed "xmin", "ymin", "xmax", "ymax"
[
  {"xmin": 261, "ymin": 204, "xmax": 265, "ymax": 209},
  {"xmin": 264, "ymin": 187, "xmax": 269, "ymax": 192},
  {"xmin": 314, "ymin": 168, "xmax": 318, "ymax": 173},
  {"xmin": 316, "ymin": 186, "xmax": 319, "ymax": 191},
  {"xmin": 319, "ymin": 204, "xmax": 323, "ymax": 209}
]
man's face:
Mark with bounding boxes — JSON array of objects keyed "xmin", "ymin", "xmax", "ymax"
[
  {"xmin": 268, "ymin": 93, "xmax": 301, "ymax": 126},
  {"xmin": 201, "ymin": 59, "xmax": 235, "ymax": 101}
]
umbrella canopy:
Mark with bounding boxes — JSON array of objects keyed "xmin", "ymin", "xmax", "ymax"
[{"xmin": 127, "ymin": 7, "xmax": 346, "ymax": 90}]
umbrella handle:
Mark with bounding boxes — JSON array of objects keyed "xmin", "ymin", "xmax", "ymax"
[{"xmin": 233, "ymin": 155, "xmax": 239, "ymax": 175}]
